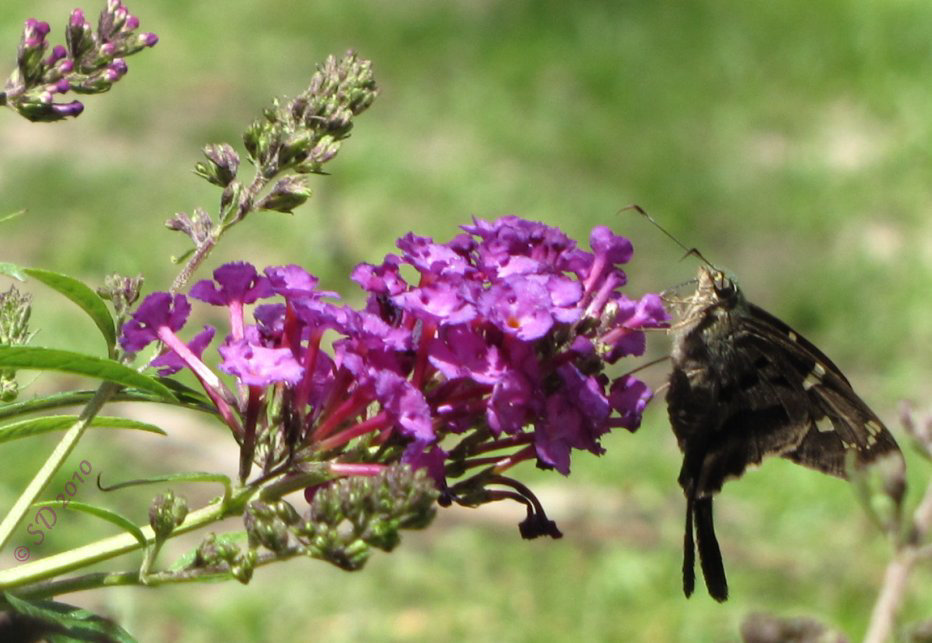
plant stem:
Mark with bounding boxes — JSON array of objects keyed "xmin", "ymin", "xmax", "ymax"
[
  {"xmin": 8, "ymin": 547, "xmax": 303, "ymax": 601},
  {"xmin": 0, "ymin": 484, "xmax": 256, "ymax": 591},
  {"xmin": 864, "ymin": 480, "xmax": 932, "ymax": 643},
  {"xmin": 0, "ymin": 381, "xmax": 119, "ymax": 553}
]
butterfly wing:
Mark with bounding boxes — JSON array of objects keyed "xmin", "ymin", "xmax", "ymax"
[{"xmin": 743, "ymin": 303, "xmax": 902, "ymax": 477}]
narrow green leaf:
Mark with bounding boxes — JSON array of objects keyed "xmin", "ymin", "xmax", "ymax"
[
  {"xmin": 171, "ymin": 247, "xmax": 195, "ymax": 264},
  {"xmin": 24, "ymin": 268, "xmax": 117, "ymax": 351},
  {"xmin": 154, "ymin": 377, "xmax": 214, "ymax": 408},
  {"xmin": 0, "ymin": 389, "xmax": 215, "ymax": 423},
  {"xmin": 32, "ymin": 501, "xmax": 147, "ymax": 549},
  {"xmin": 1, "ymin": 592, "xmax": 137, "ymax": 642},
  {"xmin": 98, "ymin": 471, "xmax": 232, "ymax": 505},
  {"xmin": 0, "ymin": 209, "xmax": 27, "ymax": 224},
  {"xmin": 0, "ymin": 346, "xmax": 175, "ymax": 400},
  {"xmin": 0, "ymin": 415, "xmax": 166, "ymax": 444},
  {"xmin": 0, "ymin": 262, "xmax": 27, "ymax": 281}
]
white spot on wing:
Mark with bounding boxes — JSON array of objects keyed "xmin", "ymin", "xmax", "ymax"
[
  {"xmin": 815, "ymin": 416, "xmax": 834, "ymax": 433},
  {"xmin": 802, "ymin": 363, "xmax": 826, "ymax": 391}
]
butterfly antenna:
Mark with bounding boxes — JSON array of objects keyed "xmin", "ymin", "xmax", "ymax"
[{"xmin": 619, "ymin": 204, "xmax": 716, "ymax": 269}]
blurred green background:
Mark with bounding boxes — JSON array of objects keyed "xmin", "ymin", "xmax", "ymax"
[{"xmin": 2, "ymin": 0, "xmax": 931, "ymax": 641}]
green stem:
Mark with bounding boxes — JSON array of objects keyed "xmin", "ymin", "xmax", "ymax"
[
  {"xmin": 0, "ymin": 485, "xmax": 256, "ymax": 591},
  {"xmin": 0, "ymin": 381, "xmax": 119, "ymax": 553},
  {"xmin": 9, "ymin": 548, "xmax": 303, "ymax": 601}
]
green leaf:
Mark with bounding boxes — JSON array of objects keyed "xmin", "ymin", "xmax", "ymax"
[
  {"xmin": 98, "ymin": 471, "xmax": 232, "ymax": 506},
  {"xmin": 0, "ymin": 262, "xmax": 27, "ymax": 281},
  {"xmin": 0, "ymin": 346, "xmax": 175, "ymax": 400},
  {"xmin": 171, "ymin": 247, "xmax": 195, "ymax": 264},
  {"xmin": 0, "ymin": 389, "xmax": 215, "ymax": 423},
  {"xmin": 32, "ymin": 501, "xmax": 147, "ymax": 549},
  {"xmin": 154, "ymin": 377, "xmax": 214, "ymax": 409},
  {"xmin": 1, "ymin": 592, "xmax": 136, "ymax": 642},
  {"xmin": 24, "ymin": 268, "xmax": 117, "ymax": 352},
  {"xmin": 0, "ymin": 209, "xmax": 26, "ymax": 224},
  {"xmin": 0, "ymin": 415, "xmax": 166, "ymax": 444}
]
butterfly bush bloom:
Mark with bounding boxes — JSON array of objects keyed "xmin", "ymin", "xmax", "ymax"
[{"xmin": 120, "ymin": 216, "xmax": 668, "ymax": 540}]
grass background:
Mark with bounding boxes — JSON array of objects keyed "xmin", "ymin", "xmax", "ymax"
[{"xmin": 2, "ymin": 0, "xmax": 931, "ymax": 641}]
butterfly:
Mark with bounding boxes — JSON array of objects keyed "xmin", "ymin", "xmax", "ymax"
[{"xmin": 665, "ymin": 264, "xmax": 904, "ymax": 602}]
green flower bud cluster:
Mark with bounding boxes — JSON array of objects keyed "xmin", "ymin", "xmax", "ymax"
[
  {"xmin": 192, "ymin": 533, "xmax": 257, "ymax": 585},
  {"xmin": 0, "ymin": 286, "xmax": 34, "ymax": 402},
  {"xmin": 242, "ymin": 51, "xmax": 377, "ymax": 180},
  {"xmin": 294, "ymin": 465, "xmax": 438, "ymax": 571},
  {"xmin": 244, "ymin": 500, "xmax": 301, "ymax": 554}
]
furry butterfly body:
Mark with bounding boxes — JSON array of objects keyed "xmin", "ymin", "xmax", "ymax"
[{"xmin": 666, "ymin": 266, "xmax": 903, "ymax": 602}]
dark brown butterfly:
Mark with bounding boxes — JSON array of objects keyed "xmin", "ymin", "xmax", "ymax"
[{"xmin": 666, "ymin": 265, "xmax": 904, "ymax": 602}]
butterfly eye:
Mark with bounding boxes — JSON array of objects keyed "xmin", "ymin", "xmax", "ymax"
[{"xmin": 714, "ymin": 278, "xmax": 737, "ymax": 300}]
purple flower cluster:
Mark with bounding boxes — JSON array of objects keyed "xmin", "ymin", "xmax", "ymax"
[
  {"xmin": 120, "ymin": 217, "xmax": 667, "ymax": 532},
  {"xmin": 2, "ymin": 1, "xmax": 157, "ymax": 122}
]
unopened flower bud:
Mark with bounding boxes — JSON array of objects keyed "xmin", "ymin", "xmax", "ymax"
[
  {"xmin": 231, "ymin": 549, "xmax": 256, "ymax": 584},
  {"xmin": 18, "ymin": 19, "xmax": 51, "ymax": 84},
  {"xmin": 196, "ymin": 144, "xmax": 239, "ymax": 186},
  {"xmin": 256, "ymin": 177, "xmax": 312, "ymax": 213},
  {"xmin": 244, "ymin": 501, "xmax": 291, "ymax": 553},
  {"xmin": 148, "ymin": 491, "xmax": 188, "ymax": 540},
  {"xmin": 66, "ymin": 10, "xmax": 94, "ymax": 61},
  {"xmin": 45, "ymin": 45, "xmax": 67, "ymax": 67},
  {"xmin": 98, "ymin": 273, "xmax": 143, "ymax": 315},
  {"xmin": 106, "ymin": 59, "xmax": 128, "ymax": 82}
]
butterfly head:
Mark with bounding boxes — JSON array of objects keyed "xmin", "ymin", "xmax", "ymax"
[{"xmin": 673, "ymin": 265, "xmax": 746, "ymax": 329}]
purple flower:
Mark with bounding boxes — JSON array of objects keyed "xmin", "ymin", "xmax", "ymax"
[
  {"xmin": 464, "ymin": 215, "xmax": 582, "ymax": 278},
  {"xmin": 151, "ymin": 325, "xmax": 215, "ymax": 376},
  {"xmin": 374, "ymin": 370, "xmax": 434, "ymax": 441},
  {"xmin": 427, "ymin": 326, "xmax": 507, "ymax": 385},
  {"xmin": 609, "ymin": 375, "xmax": 652, "ymax": 430},
  {"xmin": 265, "ymin": 264, "xmax": 321, "ymax": 299},
  {"xmin": 120, "ymin": 292, "xmax": 190, "ymax": 352},
  {"xmin": 191, "ymin": 262, "xmax": 271, "ymax": 307},
  {"xmin": 392, "ymin": 281, "xmax": 477, "ymax": 325},
  {"xmin": 487, "ymin": 370, "xmax": 535, "ymax": 435},
  {"xmin": 602, "ymin": 292, "xmax": 670, "ymax": 361},
  {"xmin": 219, "ymin": 333, "xmax": 304, "ymax": 387},
  {"xmin": 589, "ymin": 225, "xmax": 633, "ymax": 265},
  {"xmin": 397, "ymin": 233, "xmax": 473, "ymax": 277},
  {"xmin": 191, "ymin": 262, "xmax": 272, "ymax": 341},
  {"xmin": 402, "ymin": 441, "xmax": 448, "ymax": 487},
  {"xmin": 478, "ymin": 275, "xmax": 578, "ymax": 341},
  {"xmin": 351, "ymin": 255, "xmax": 408, "ymax": 296}
]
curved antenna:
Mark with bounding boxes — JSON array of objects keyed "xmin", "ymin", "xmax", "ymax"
[{"xmin": 619, "ymin": 204, "xmax": 716, "ymax": 269}]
